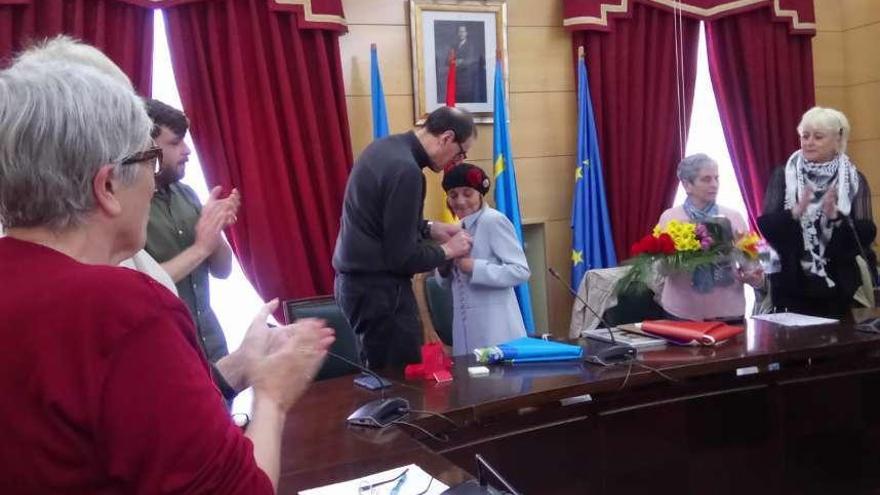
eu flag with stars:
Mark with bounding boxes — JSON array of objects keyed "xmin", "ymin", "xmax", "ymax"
[
  {"xmin": 493, "ymin": 56, "xmax": 536, "ymax": 334},
  {"xmin": 370, "ymin": 44, "xmax": 389, "ymax": 139},
  {"xmin": 571, "ymin": 49, "xmax": 617, "ymax": 290}
]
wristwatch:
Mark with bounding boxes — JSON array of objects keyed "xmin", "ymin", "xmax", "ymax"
[{"xmin": 421, "ymin": 220, "xmax": 434, "ymax": 239}]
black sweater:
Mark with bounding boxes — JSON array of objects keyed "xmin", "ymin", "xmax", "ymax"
[{"xmin": 332, "ymin": 131, "xmax": 445, "ymax": 277}]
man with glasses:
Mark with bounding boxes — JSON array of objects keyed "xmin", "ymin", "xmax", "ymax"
[
  {"xmin": 333, "ymin": 106, "xmax": 477, "ymax": 370},
  {"xmin": 144, "ymin": 99, "xmax": 240, "ymax": 367}
]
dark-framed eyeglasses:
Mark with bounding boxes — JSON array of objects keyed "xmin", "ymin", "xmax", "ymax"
[
  {"xmin": 455, "ymin": 141, "xmax": 467, "ymax": 160},
  {"xmin": 120, "ymin": 146, "xmax": 163, "ymax": 175}
]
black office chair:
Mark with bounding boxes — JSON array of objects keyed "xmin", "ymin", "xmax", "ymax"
[
  {"xmin": 424, "ymin": 275, "xmax": 454, "ymax": 347},
  {"xmin": 282, "ymin": 296, "xmax": 361, "ymax": 380},
  {"xmin": 601, "ymin": 283, "xmax": 665, "ymax": 326}
]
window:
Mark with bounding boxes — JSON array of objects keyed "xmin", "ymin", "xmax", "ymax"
[{"xmin": 675, "ymin": 23, "xmax": 748, "ymax": 220}]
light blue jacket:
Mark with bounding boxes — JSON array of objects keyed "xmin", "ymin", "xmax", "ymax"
[{"xmin": 435, "ymin": 205, "xmax": 530, "ymax": 356}]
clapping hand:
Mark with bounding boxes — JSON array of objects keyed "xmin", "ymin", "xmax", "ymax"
[
  {"xmin": 249, "ymin": 304, "xmax": 335, "ymax": 411},
  {"xmin": 821, "ymin": 185, "xmax": 839, "ymax": 220},
  {"xmin": 194, "ymin": 187, "xmax": 240, "ymax": 255},
  {"xmin": 791, "ymin": 186, "xmax": 814, "ymax": 219}
]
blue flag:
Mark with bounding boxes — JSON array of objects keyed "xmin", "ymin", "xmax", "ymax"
[
  {"xmin": 493, "ymin": 58, "xmax": 536, "ymax": 334},
  {"xmin": 370, "ymin": 44, "xmax": 389, "ymax": 139},
  {"xmin": 571, "ymin": 53, "xmax": 617, "ymax": 290}
]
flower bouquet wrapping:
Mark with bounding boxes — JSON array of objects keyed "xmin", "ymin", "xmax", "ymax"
[{"xmin": 615, "ymin": 217, "xmax": 761, "ymax": 296}]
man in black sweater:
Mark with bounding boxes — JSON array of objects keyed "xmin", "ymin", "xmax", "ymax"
[{"xmin": 333, "ymin": 107, "xmax": 476, "ymax": 369}]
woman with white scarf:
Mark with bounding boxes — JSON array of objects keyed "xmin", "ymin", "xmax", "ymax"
[{"xmin": 759, "ymin": 106, "xmax": 876, "ymax": 317}]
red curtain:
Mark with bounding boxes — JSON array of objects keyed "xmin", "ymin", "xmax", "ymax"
[
  {"xmin": 573, "ymin": 3, "xmax": 700, "ymax": 259},
  {"xmin": 163, "ymin": 0, "xmax": 352, "ymax": 301},
  {"xmin": 706, "ymin": 7, "xmax": 815, "ymax": 226},
  {"xmin": 0, "ymin": 0, "xmax": 153, "ymax": 94}
]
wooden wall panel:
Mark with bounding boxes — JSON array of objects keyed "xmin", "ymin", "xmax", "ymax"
[
  {"xmin": 340, "ymin": 25, "xmax": 413, "ymax": 97},
  {"xmin": 814, "ymin": 0, "xmax": 843, "ymax": 31},
  {"xmin": 841, "ymin": 23, "xmax": 880, "ymax": 86},
  {"xmin": 543, "ymin": 219, "xmax": 573, "ymax": 337},
  {"xmin": 845, "ymin": 82, "xmax": 880, "ymax": 142},
  {"xmin": 817, "ymin": 0, "xmax": 880, "ymax": 229},
  {"xmin": 508, "ymin": 26, "xmax": 575, "ymax": 93},
  {"xmin": 507, "ymin": 0, "xmax": 563, "ymax": 27},
  {"xmin": 515, "ymin": 155, "xmax": 574, "ymax": 222},
  {"xmin": 848, "ymin": 139, "xmax": 880, "ymax": 193},
  {"xmin": 509, "ymin": 91, "xmax": 577, "ymax": 157},
  {"xmin": 812, "ymin": 31, "xmax": 845, "ymax": 87},
  {"xmin": 346, "ymin": 95, "xmax": 414, "ymax": 156},
  {"xmin": 344, "ymin": 0, "xmax": 408, "ymax": 25},
  {"xmin": 841, "ymin": 0, "xmax": 880, "ymax": 30},
  {"xmin": 814, "ymin": 86, "xmax": 847, "ymax": 111}
]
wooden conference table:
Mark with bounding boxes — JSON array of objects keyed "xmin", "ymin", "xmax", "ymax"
[{"xmin": 278, "ymin": 314, "xmax": 880, "ymax": 494}]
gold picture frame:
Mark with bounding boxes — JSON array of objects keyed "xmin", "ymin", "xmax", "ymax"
[{"xmin": 409, "ymin": 0, "xmax": 508, "ymax": 124}]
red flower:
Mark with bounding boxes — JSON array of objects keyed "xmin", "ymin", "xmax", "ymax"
[
  {"xmin": 630, "ymin": 234, "xmax": 659, "ymax": 256},
  {"xmin": 657, "ymin": 233, "xmax": 676, "ymax": 255}
]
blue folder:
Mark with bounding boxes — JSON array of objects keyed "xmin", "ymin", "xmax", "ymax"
[{"xmin": 475, "ymin": 337, "xmax": 584, "ymax": 364}]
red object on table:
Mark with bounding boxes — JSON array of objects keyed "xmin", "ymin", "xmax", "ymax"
[{"xmin": 405, "ymin": 342, "xmax": 453, "ymax": 382}]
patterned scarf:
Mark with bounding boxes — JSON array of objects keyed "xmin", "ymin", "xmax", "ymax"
[
  {"xmin": 683, "ymin": 198, "xmax": 733, "ymax": 293},
  {"xmin": 783, "ymin": 150, "xmax": 859, "ymax": 287},
  {"xmin": 682, "ymin": 197, "xmax": 718, "ymax": 222}
]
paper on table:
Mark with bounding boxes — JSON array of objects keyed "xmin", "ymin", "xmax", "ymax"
[
  {"xmin": 751, "ymin": 312, "xmax": 839, "ymax": 327},
  {"xmin": 299, "ymin": 464, "xmax": 449, "ymax": 495}
]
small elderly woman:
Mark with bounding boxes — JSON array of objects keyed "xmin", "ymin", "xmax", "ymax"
[
  {"xmin": 435, "ymin": 164, "xmax": 530, "ymax": 355},
  {"xmin": 656, "ymin": 154, "xmax": 762, "ymax": 321},
  {"xmin": 0, "ymin": 39, "xmax": 333, "ymax": 492},
  {"xmin": 759, "ymin": 106, "xmax": 876, "ymax": 317}
]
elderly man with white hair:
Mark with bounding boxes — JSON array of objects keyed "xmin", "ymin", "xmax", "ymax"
[
  {"xmin": 0, "ymin": 38, "xmax": 334, "ymax": 493},
  {"xmin": 759, "ymin": 106, "xmax": 877, "ymax": 317}
]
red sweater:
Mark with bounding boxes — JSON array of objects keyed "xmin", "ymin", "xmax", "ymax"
[{"xmin": 0, "ymin": 238, "xmax": 273, "ymax": 494}]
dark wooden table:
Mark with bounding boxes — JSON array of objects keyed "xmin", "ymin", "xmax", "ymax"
[{"xmin": 279, "ymin": 314, "xmax": 880, "ymax": 494}]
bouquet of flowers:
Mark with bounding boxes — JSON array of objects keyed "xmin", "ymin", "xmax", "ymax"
[{"xmin": 616, "ymin": 218, "xmax": 761, "ymax": 295}]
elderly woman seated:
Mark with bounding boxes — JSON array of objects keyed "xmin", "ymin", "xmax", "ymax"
[
  {"xmin": 0, "ymin": 38, "xmax": 334, "ymax": 493},
  {"xmin": 656, "ymin": 154, "xmax": 763, "ymax": 321},
  {"xmin": 759, "ymin": 106, "xmax": 877, "ymax": 317}
]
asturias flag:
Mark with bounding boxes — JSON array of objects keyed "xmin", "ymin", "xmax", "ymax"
[
  {"xmin": 370, "ymin": 44, "xmax": 389, "ymax": 140},
  {"xmin": 571, "ymin": 47, "xmax": 617, "ymax": 290},
  {"xmin": 493, "ymin": 55, "xmax": 535, "ymax": 334}
]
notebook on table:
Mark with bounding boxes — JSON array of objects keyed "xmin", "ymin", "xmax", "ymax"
[{"xmin": 633, "ymin": 320, "xmax": 744, "ymax": 346}]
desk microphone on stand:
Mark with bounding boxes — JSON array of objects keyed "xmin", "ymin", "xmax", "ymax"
[
  {"xmin": 547, "ymin": 268, "xmax": 636, "ymax": 365},
  {"xmin": 327, "ymin": 351, "xmax": 411, "ymax": 428}
]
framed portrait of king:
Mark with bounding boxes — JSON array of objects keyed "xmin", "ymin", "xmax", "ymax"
[{"xmin": 409, "ymin": 0, "xmax": 508, "ymax": 124}]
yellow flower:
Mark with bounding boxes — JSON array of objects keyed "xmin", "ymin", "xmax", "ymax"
[
  {"xmin": 663, "ymin": 220, "xmax": 700, "ymax": 251},
  {"xmin": 736, "ymin": 232, "xmax": 761, "ymax": 260}
]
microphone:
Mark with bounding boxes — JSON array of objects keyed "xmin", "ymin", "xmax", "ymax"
[
  {"xmin": 327, "ymin": 351, "xmax": 388, "ymax": 398},
  {"xmin": 547, "ymin": 267, "xmax": 636, "ymax": 366},
  {"xmin": 327, "ymin": 351, "xmax": 411, "ymax": 428}
]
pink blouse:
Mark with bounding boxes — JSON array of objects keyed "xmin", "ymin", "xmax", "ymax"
[{"xmin": 658, "ymin": 205, "xmax": 748, "ymax": 321}]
